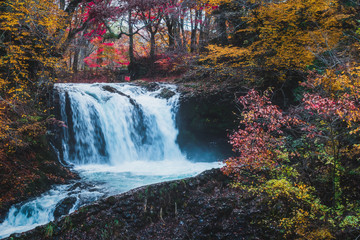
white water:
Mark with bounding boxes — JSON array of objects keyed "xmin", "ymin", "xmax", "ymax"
[
  {"xmin": 0, "ymin": 83, "xmax": 219, "ymax": 239},
  {"xmin": 59, "ymin": 83, "xmax": 185, "ymax": 165}
]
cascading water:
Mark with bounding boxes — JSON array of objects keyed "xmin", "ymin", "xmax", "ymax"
[
  {"xmin": 0, "ymin": 83, "xmax": 219, "ymax": 239},
  {"xmin": 60, "ymin": 83, "xmax": 186, "ymax": 166}
]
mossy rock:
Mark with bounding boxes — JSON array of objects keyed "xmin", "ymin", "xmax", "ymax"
[{"xmin": 156, "ymin": 88, "xmax": 175, "ymax": 99}]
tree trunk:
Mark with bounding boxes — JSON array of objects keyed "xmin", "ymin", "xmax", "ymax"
[
  {"xmin": 60, "ymin": 0, "xmax": 65, "ymax": 10},
  {"xmin": 165, "ymin": 16, "xmax": 175, "ymax": 50},
  {"xmin": 69, "ymin": 51, "xmax": 72, "ymax": 70},
  {"xmin": 174, "ymin": 20, "xmax": 181, "ymax": 50},
  {"xmin": 190, "ymin": 9, "xmax": 200, "ymax": 52},
  {"xmin": 150, "ymin": 32, "xmax": 156, "ymax": 62},
  {"xmin": 72, "ymin": 48, "xmax": 79, "ymax": 73},
  {"xmin": 180, "ymin": 16, "xmax": 186, "ymax": 50},
  {"xmin": 128, "ymin": 9, "xmax": 135, "ymax": 79},
  {"xmin": 216, "ymin": 6, "xmax": 228, "ymax": 45},
  {"xmin": 199, "ymin": 10, "xmax": 209, "ymax": 52}
]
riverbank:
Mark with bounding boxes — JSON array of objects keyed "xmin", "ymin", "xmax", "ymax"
[
  {"xmin": 7, "ymin": 169, "xmax": 263, "ymax": 239},
  {"xmin": 0, "ymin": 143, "xmax": 78, "ymax": 222}
]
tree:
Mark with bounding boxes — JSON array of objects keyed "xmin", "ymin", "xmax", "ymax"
[
  {"xmin": 223, "ymin": 89, "xmax": 299, "ymax": 181},
  {"xmin": 0, "ymin": 0, "xmax": 69, "ymax": 150},
  {"xmin": 83, "ymin": 36, "xmax": 129, "ymax": 68},
  {"xmin": 199, "ymin": 0, "xmax": 354, "ymax": 83},
  {"xmin": 223, "ymin": 85, "xmax": 360, "ymax": 237}
]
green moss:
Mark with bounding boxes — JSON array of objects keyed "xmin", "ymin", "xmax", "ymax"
[{"xmin": 45, "ymin": 223, "xmax": 54, "ymax": 237}]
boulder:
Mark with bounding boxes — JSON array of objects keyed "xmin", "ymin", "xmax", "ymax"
[
  {"xmin": 53, "ymin": 197, "xmax": 77, "ymax": 219},
  {"xmin": 143, "ymin": 82, "xmax": 160, "ymax": 92},
  {"xmin": 156, "ymin": 88, "xmax": 175, "ymax": 99}
]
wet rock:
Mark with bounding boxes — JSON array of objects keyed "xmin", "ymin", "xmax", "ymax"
[
  {"xmin": 156, "ymin": 88, "xmax": 175, "ymax": 99},
  {"xmin": 176, "ymin": 90, "xmax": 237, "ymax": 162},
  {"xmin": 102, "ymin": 85, "xmax": 129, "ymax": 98},
  {"xmin": 133, "ymin": 81, "xmax": 161, "ymax": 92},
  {"xmin": 143, "ymin": 82, "xmax": 160, "ymax": 91},
  {"xmin": 67, "ymin": 182, "xmax": 81, "ymax": 191},
  {"xmin": 102, "ymin": 85, "xmax": 138, "ymax": 106},
  {"xmin": 53, "ymin": 197, "xmax": 77, "ymax": 219},
  {"xmin": 67, "ymin": 182, "xmax": 99, "ymax": 197}
]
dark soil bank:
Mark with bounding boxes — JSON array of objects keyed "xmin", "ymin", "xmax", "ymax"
[
  {"xmin": 0, "ymin": 144, "xmax": 78, "ymax": 222},
  {"xmin": 8, "ymin": 169, "xmax": 260, "ymax": 240}
]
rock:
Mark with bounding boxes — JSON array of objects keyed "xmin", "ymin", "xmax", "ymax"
[
  {"xmin": 15, "ymin": 169, "xmax": 262, "ymax": 240},
  {"xmin": 133, "ymin": 81, "xmax": 160, "ymax": 91},
  {"xmin": 156, "ymin": 88, "xmax": 176, "ymax": 99},
  {"xmin": 102, "ymin": 85, "xmax": 129, "ymax": 98},
  {"xmin": 144, "ymin": 82, "xmax": 160, "ymax": 91},
  {"xmin": 102, "ymin": 85, "xmax": 138, "ymax": 106},
  {"xmin": 53, "ymin": 197, "xmax": 77, "ymax": 219},
  {"xmin": 67, "ymin": 182, "xmax": 81, "ymax": 191},
  {"xmin": 133, "ymin": 80, "xmax": 160, "ymax": 92},
  {"xmin": 176, "ymin": 90, "xmax": 237, "ymax": 162}
]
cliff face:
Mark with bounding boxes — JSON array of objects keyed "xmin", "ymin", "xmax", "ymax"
[
  {"xmin": 176, "ymin": 92, "xmax": 237, "ymax": 162},
  {"xmin": 175, "ymin": 80, "xmax": 245, "ymax": 162},
  {"xmin": 9, "ymin": 169, "xmax": 259, "ymax": 240},
  {"xmin": 134, "ymin": 80, "xmax": 241, "ymax": 162}
]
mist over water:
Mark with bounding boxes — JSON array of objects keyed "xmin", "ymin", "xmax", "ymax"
[{"xmin": 0, "ymin": 83, "xmax": 219, "ymax": 239}]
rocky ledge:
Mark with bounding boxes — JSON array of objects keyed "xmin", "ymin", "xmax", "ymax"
[{"xmin": 8, "ymin": 169, "xmax": 259, "ymax": 240}]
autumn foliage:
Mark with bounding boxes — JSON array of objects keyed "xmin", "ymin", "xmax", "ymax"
[
  {"xmin": 207, "ymin": 0, "xmax": 360, "ymax": 238},
  {"xmin": 84, "ymin": 37, "xmax": 129, "ymax": 68},
  {"xmin": 1, "ymin": 0, "xmax": 360, "ymax": 238},
  {"xmin": 196, "ymin": 0, "xmax": 356, "ymax": 84},
  {"xmin": 223, "ymin": 78, "xmax": 360, "ymax": 238},
  {"xmin": 223, "ymin": 89, "xmax": 297, "ymax": 181},
  {"xmin": 0, "ymin": 0, "xmax": 78, "ymax": 214},
  {"xmin": 0, "ymin": 0, "xmax": 68, "ymax": 151}
]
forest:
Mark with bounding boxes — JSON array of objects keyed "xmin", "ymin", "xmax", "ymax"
[{"xmin": 1, "ymin": 0, "xmax": 360, "ymax": 239}]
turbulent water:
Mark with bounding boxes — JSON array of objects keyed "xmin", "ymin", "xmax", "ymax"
[{"xmin": 0, "ymin": 83, "xmax": 219, "ymax": 239}]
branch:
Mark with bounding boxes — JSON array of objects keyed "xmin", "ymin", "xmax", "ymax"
[
  {"xmin": 65, "ymin": 0, "xmax": 92, "ymax": 15},
  {"xmin": 103, "ymin": 21, "xmax": 148, "ymax": 39}
]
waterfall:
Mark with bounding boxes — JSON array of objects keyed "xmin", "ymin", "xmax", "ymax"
[
  {"xmin": 0, "ymin": 83, "xmax": 219, "ymax": 239},
  {"xmin": 58, "ymin": 83, "xmax": 185, "ymax": 166}
]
